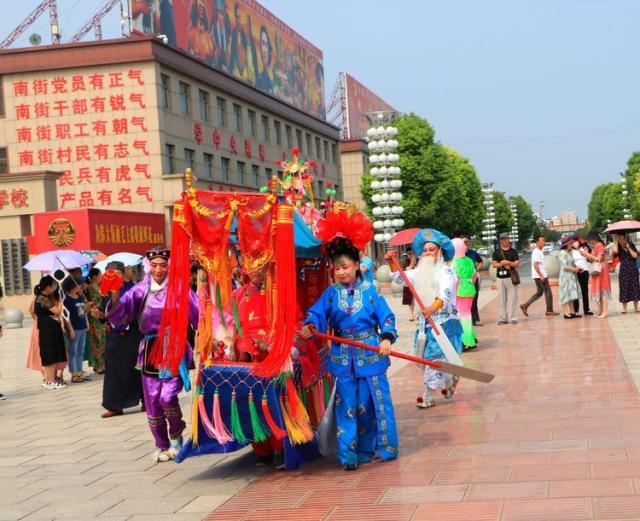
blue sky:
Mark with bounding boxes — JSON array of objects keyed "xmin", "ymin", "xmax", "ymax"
[{"xmin": 2, "ymin": 0, "xmax": 639, "ymax": 218}]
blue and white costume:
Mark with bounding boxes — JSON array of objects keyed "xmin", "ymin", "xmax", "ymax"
[
  {"xmin": 391, "ymin": 229, "xmax": 463, "ymax": 405},
  {"xmin": 304, "ymin": 279, "xmax": 398, "ymax": 466}
]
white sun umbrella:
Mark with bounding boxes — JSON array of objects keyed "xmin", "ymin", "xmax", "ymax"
[
  {"xmin": 23, "ymin": 250, "xmax": 93, "ymax": 272},
  {"xmin": 94, "ymin": 252, "xmax": 143, "ymax": 272}
]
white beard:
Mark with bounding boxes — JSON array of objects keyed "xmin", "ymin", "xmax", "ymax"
[{"xmin": 413, "ymin": 256, "xmax": 444, "ymax": 306}]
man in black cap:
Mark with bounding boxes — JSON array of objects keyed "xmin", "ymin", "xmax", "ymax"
[{"xmin": 492, "ymin": 233, "xmax": 521, "ymax": 324}]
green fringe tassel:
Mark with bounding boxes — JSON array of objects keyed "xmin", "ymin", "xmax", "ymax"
[
  {"xmin": 230, "ymin": 391, "xmax": 247, "ymax": 445},
  {"xmin": 231, "ymin": 295, "xmax": 244, "ymax": 337},
  {"xmin": 300, "ymin": 387, "xmax": 308, "ymax": 408},
  {"xmin": 323, "ymin": 377, "xmax": 331, "ymax": 407},
  {"xmin": 215, "ymin": 282, "xmax": 227, "ymax": 327},
  {"xmin": 272, "ymin": 371, "xmax": 293, "ymax": 389},
  {"xmin": 248, "ymin": 391, "xmax": 268, "ymax": 443}
]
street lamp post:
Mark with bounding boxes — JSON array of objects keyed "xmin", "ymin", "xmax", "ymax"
[
  {"xmin": 509, "ymin": 199, "xmax": 519, "ymax": 250},
  {"xmin": 481, "ymin": 183, "xmax": 495, "ymax": 251},
  {"xmin": 620, "ymin": 173, "xmax": 632, "ymax": 220},
  {"xmin": 366, "ymin": 111, "xmax": 404, "ymax": 248}
]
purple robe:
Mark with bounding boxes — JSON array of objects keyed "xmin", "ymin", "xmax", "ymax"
[{"xmin": 106, "ymin": 276, "xmax": 199, "ymax": 451}]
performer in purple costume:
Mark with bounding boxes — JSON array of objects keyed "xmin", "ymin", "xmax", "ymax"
[{"xmin": 107, "ymin": 247, "xmax": 198, "ymax": 463}]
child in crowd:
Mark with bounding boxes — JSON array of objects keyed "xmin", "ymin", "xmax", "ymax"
[{"xmin": 62, "ymin": 277, "xmax": 90, "ymax": 383}]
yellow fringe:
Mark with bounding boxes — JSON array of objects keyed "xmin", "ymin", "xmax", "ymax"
[
  {"xmin": 279, "ymin": 395, "xmax": 313, "ymax": 445},
  {"xmin": 191, "ymin": 388, "xmax": 199, "ymax": 446}
]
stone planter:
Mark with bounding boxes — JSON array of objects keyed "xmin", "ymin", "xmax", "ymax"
[
  {"xmin": 375, "ymin": 264, "xmax": 392, "ymax": 284},
  {"xmin": 544, "ymin": 252, "xmax": 561, "ymax": 279},
  {"xmin": 5, "ymin": 307, "xmax": 24, "ymax": 329},
  {"xmin": 390, "ymin": 280, "xmax": 404, "ymax": 297}
]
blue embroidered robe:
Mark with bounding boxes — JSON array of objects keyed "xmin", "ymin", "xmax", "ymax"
[{"xmin": 304, "ymin": 279, "xmax": 399, "ymax": 465}]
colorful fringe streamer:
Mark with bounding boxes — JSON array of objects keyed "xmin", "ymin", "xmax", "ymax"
[
  {"xmin": 279, "ymin": 393, "xmax": 313, "ymax": 445},
  {"xmin": 229, "ymin": 391, "xmax": 247, "ymax": 445},
  {"xmin": 211, "ymin": 390, "xmax": 234, "ymax": 444},
  {"xmin": 191, "ymin": 385, "xmax": 201, "ymax": 446},
  {"xmin": 231, "ymin": 295, "xmax": 244, "ymax": 337},
  {"xmin": 150, "ymin": 200, "xmax": 192, "ymax": 374},
  {"xmin": 248, "ymin": 391, "xmax": 268, "ymax": 443},
  {"xmin": 252, "ymin": 204, "xmax": 297, "ymax": 377},
  {"xmin": 198, "ymin": 395, "xmax": 218, "ymax": 440},
  {"xmin": 261, "ymin": 395, "xmax": 287, "ymax": 440}
]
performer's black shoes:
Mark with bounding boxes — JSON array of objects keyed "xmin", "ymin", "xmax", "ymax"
[{"xmin": 343, "ymin": 463, "xmax": 358, "ymax": 471}]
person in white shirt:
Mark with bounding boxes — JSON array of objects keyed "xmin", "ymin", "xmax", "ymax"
[
  {"xmin": 520, "ymin": 236, "xmax": 559, "ymax": 317},
  {"xmin": 571, "ymin": 238, "xmax": 592, "ymax": 315}
]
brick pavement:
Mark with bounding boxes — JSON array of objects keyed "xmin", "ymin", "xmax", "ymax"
[
  {"xmin": 1, "ymin": 283, "xmax": 493, "ymax": 521},
  {"xmin": 204, "ymin": 281, "xmax": 640, "ymax": 521}
]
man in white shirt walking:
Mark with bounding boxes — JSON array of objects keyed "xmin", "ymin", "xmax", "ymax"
[{"xmin": 520, "ymin": 236, "xmax": 559, "ymax": 317}]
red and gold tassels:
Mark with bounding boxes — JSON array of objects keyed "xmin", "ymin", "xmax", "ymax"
[
  {"xmin": 252, "ymin": 203, "xmax": 297, "ymax": 378},
  {"xmin": 261, "ymin": 395, "xmax": 287, "ymax": 440},
  {"xmin": 150, "ymin": 199, "xmax": 192, "ymax": 374}
]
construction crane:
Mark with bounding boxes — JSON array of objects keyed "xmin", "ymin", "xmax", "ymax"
[
  {"xmin": 69, "ymin": 0, "xmax": 127, "ymax": 43},
  {"xmin": 0, "ymin": 0, "xmax": 60, "ymax": 49}
]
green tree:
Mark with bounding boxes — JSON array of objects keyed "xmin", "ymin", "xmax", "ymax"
[
  {"xmin": 623, "ymin": 151, "xmax": 640, "ymax": 218},
  {"xmin": 588, "ymin": 183, "xmax": 609, "ymax": 230},
  {"xmin": 492, "ymin": 191, "xmax": 514, "ymax": 235},
  {"xmin": 361, "ymin": 113, "xmax": 485, "ymax": 238}
]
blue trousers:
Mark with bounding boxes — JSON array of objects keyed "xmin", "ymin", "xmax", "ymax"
[
  {"xmin": 67, "ymin": 329, "xmax": 86, "ymax": 374},
  {"xmin": 335, "ymin": 374, "xmax": 398, "ymax": 466}
]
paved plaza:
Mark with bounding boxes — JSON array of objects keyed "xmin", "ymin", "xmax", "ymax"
[{"xmin": 3, "ymin": 279, "xmax": 640, "ymax": 520}]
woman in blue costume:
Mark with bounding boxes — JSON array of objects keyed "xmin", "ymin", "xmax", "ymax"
[{"xmin": 300, "ymin": 210, "xmax": 398, "ymax": 471}]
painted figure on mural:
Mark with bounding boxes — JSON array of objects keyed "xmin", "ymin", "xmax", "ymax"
[
  {"xmin": 106, "ymin": 247, "xmax": 199, "ymax": 463},
  {"xmin": 212, "ymin": 0, "xmax": 232, "ymax": 72},
  {"xmin": 255, "ymin": 25, "xmax": 275, "ymax": 95},
  {"xmin": 187, "ymin": 0, "xmax": 214, "ymax": 63},
  {"xmin": 229, "ymin": 3, "xmax": 258, "ymax": 83}
]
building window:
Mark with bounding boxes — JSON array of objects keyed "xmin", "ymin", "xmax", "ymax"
[
  {"xmin": 217, "ymin": 97, "xmax": 227, "ymax": 127},
  {"xmin": 184, "ymin": 148, "xmax": 195, "ymax": 172},
  {"xmin": 178, "ymin": 81, "xmax": 191, "ymax": 115},
  {"xmin": 315, "ymin": 137, "xmax": 321, "ymax": 158},
  {"xmin": 203, "ymin": 152, "xmax": 213, "ymax": 178},
  {"xmin": 317, "ymin": 180, "xmax": 324, "ymax": 199},
  {"xmin": 285, "ymin": 125, "xmax": 292, "ymax": 148},
  {"xmin": 306, "ymin": 133, "xmax": 312, "ymax": 155},
  {"xmin": 334, "ymin": 184, "xmax": 340, "ymax": 199},
  {"xmin": 1, "ymin": 239, "xmax": 31, "ymax": 296},
  {"xmin": 233, "ymin": 103, "xmax": 243, "ymax": 132},
  {"xmin": 251, "ymin": 165, "xmax": 260, "ymax": 187},
  {"xmin": 0, "ymin": 147, "xmax": 8, "ymax": 174},
  {"xmin": 160, "ymin": 74, "xmax": 170, "ymax": 109},
  {"xmin": 331, "ymin": 143, "xmax": 337, "ymax": 163},
  {"xmin": 198, "ymin": 90, "xmax": 209, "ymax": 121},
  {"xmin": 265, "ymin": 167, "xmax": 273, "ymax": 183},
  {"xmin": 296, "ymin": 129, "xmax": 303, "ymax": 151},
  {"xmin": 237, "ymin": 161, "xmax": 246, "ymax": 185},
  {"xmin": 323, "ymin": 140, "xmax": 329, "ymax": 161},
  {"xmin": 221, "ymin": 157, "xmax": 230, "ymax": 181},
  {"xmin": 261, "ymin": 115, "xmax": 270, "ymax": 142},
  {"xmin": 274, "ymin": 120, "xmax": 282, "ymax": 145},
  {"xmin": 164, "ymin": 144, "xmax": 175, "ymax": 174},
  {"xmin": 248, "ymin": 110, "xmax": 257, "ymax": 137}
]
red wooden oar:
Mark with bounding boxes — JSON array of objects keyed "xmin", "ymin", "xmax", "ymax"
[{"xmin": 309, "ymin": 326, "xmax": 494, "ymax": 383}]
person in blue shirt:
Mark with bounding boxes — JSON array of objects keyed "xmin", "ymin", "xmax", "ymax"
[
  {"xmin": 359, "ymin": 255, "xmax": 374, "ymax": 284},
  {"xmin": 300, "ymin": 235, "xmax": 398, "ymax": 471},
  {"xmin": 62, "ymin": 277, "xmax": 89, "ymax": 383}
]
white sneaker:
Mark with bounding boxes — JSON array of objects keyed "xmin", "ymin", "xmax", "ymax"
[
  {"xmin": 443, "ymin": 377, "xmax": 460, "ymax": 399},
  {"xmin": 417, "ymin": 391, "xmax": 436, "ymax": 409},
  {"xmin": 166, "ymin": 435, "xmax": 183, "ymax": 460},
  {"xmin": 152, "ymin": 450, "xmax": 170, "ymax": 463},
  {"xmin": 43, "ymin": 381, "xmax": 58, "ymax": 390}
]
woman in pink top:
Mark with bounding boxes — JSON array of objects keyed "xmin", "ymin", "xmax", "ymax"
[{"xmin": 585, "ymin": 231, "xmax": 611, "ymax": 319}]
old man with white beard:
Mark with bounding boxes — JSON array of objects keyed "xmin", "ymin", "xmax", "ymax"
[{"xmin": 386, "ymin": 228, "xmax": 463, "ymax": 408}]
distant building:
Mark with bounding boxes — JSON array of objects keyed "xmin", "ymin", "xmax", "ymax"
[{"xmin": 546, "ymin": 210, "xmax": 585, "ymax": 233}]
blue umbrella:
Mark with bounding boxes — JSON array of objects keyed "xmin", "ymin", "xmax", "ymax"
[{"xmin": 23, "ymin": 250, "xmax": 93, "ymax": 272}]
